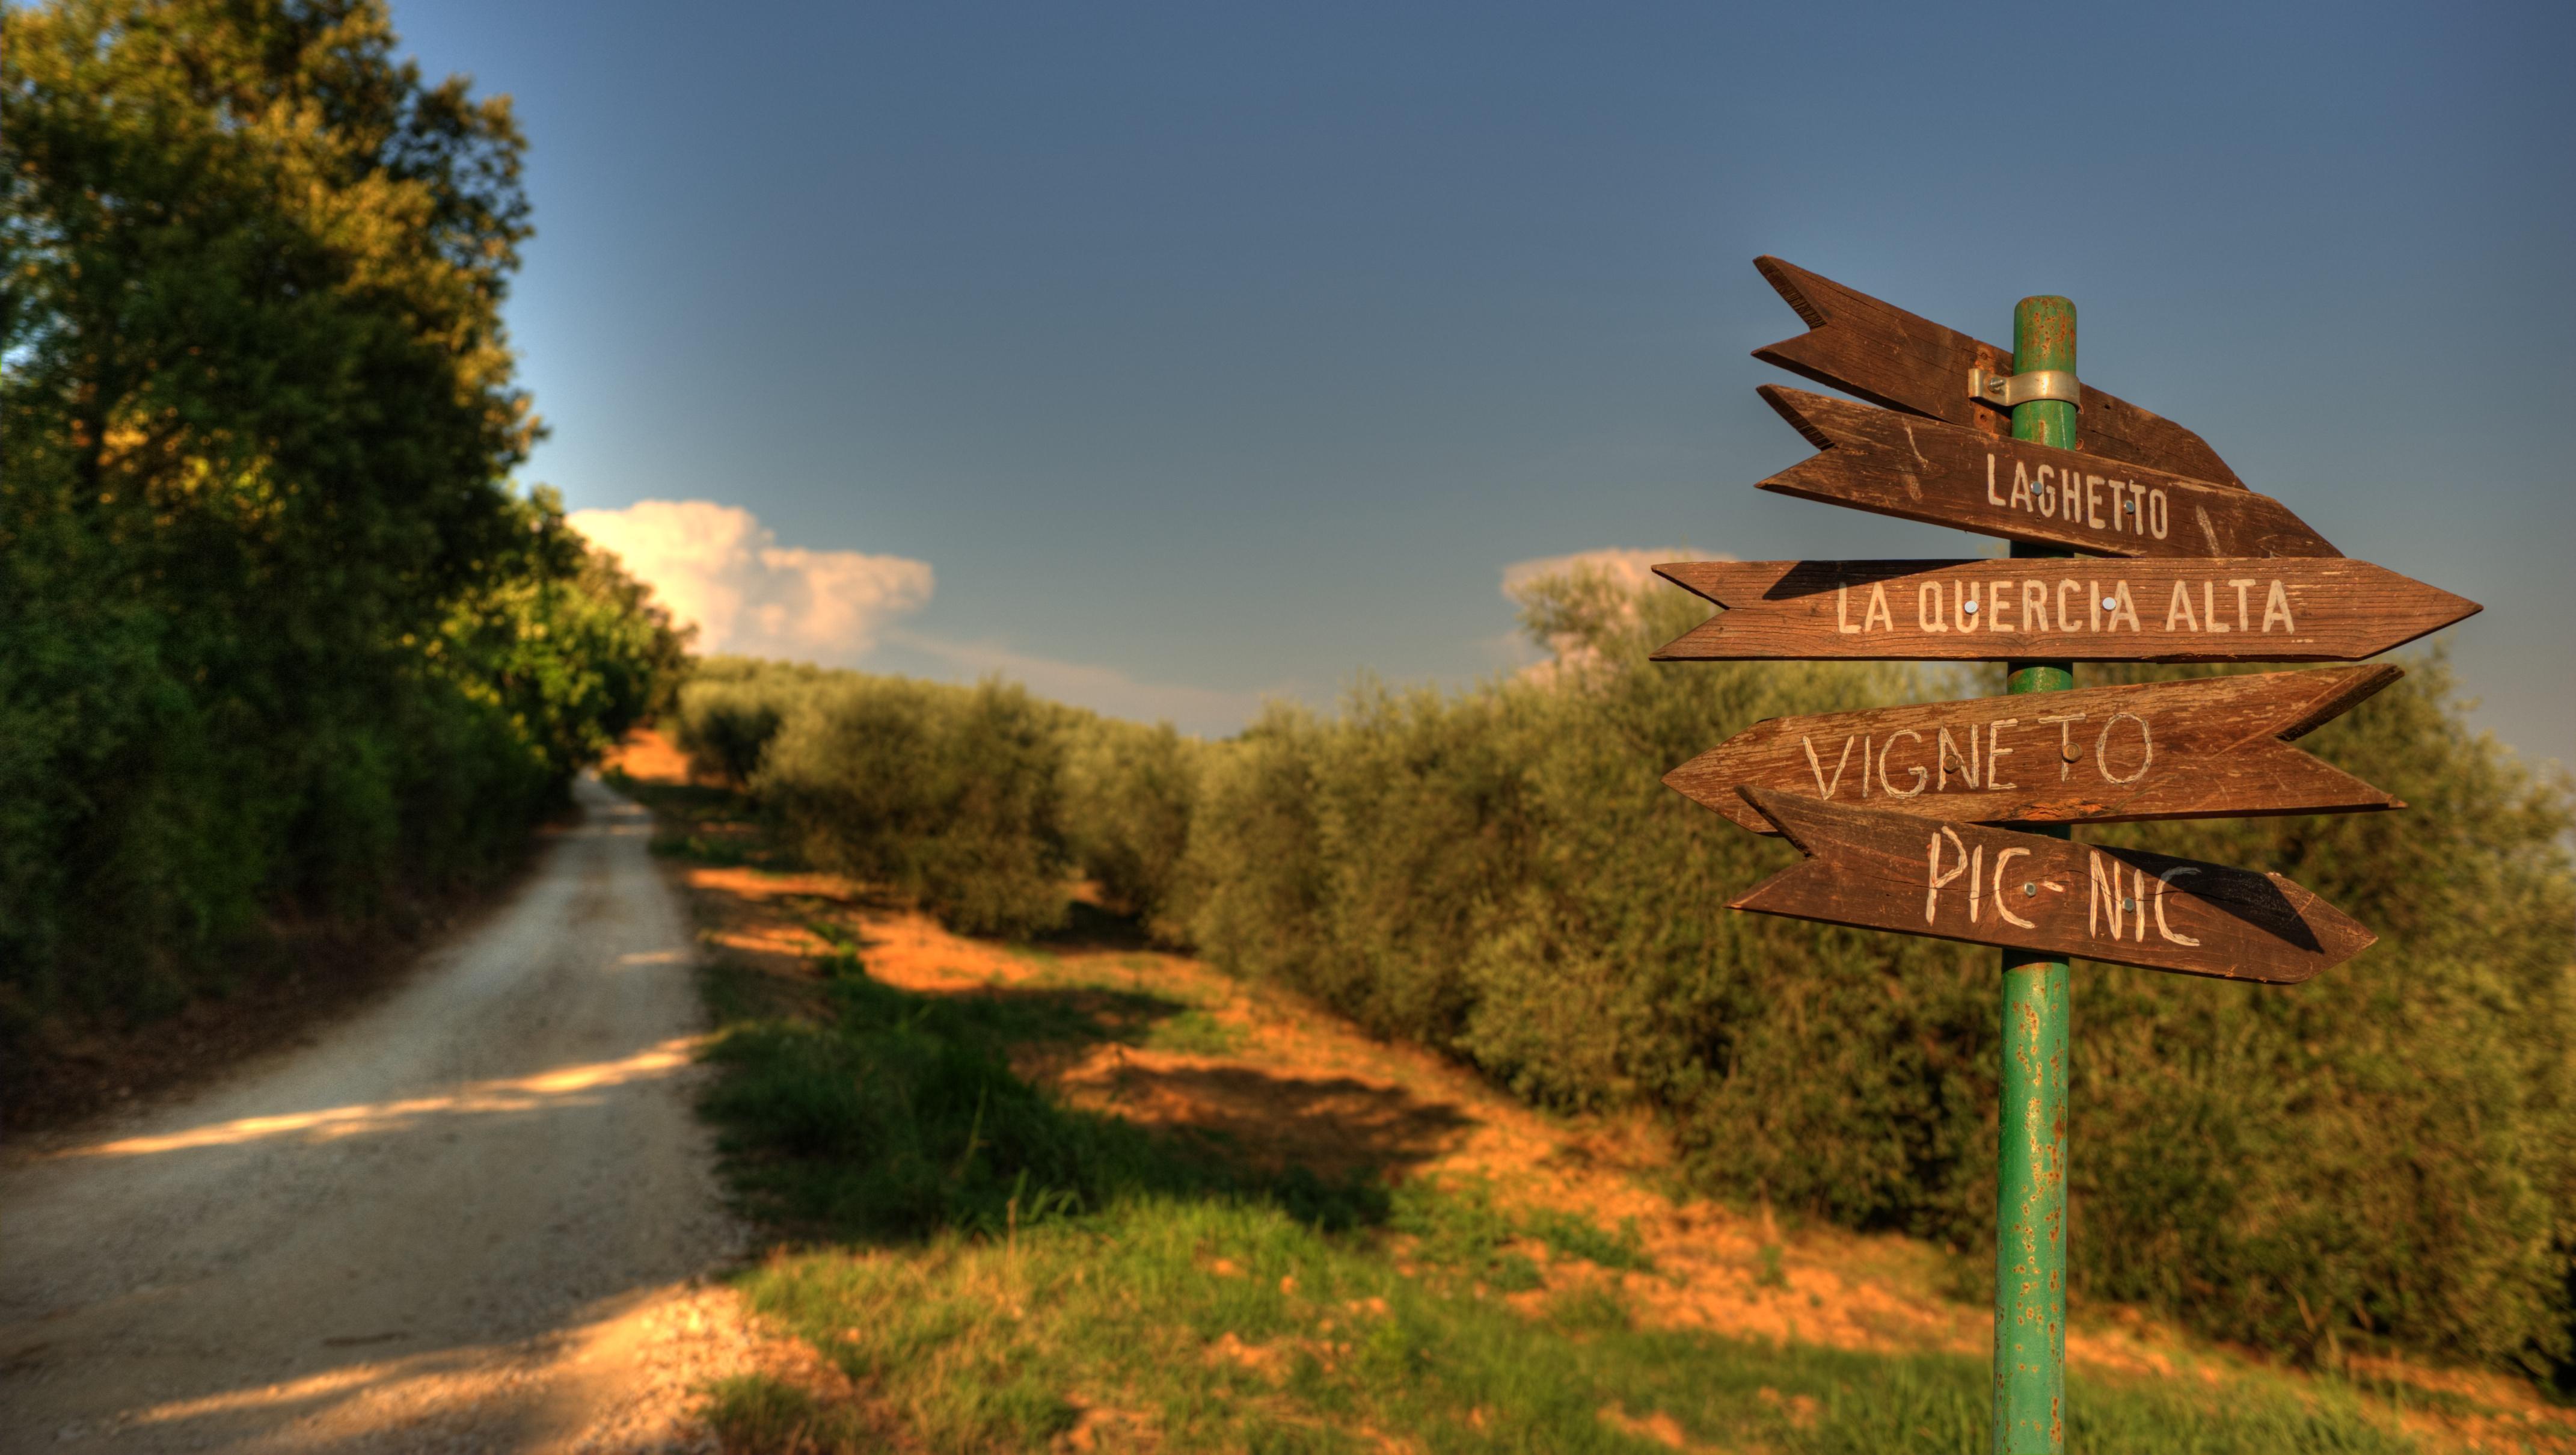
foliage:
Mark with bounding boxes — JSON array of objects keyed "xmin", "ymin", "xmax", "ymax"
[
  {"xmin": 0, "ymin": 0, "xmax": 684, "ymax": 1053},
  {"xmin": 667, "ymin": 658, "xmax": 1204, "ymax": 941},
  {"xmin": 1061, "ymin": 716, "xmax": 1204, "ymax": 939},
  {"xmin": 1173, "ymin": 565, "xmax": 2576, "ymax": 1375},
  {"xmin": 752, "ymin": 675, "xmax": 1076, "ymax": 938},
  {"xmin": 679, "ymin": 556, "xmax": 2574, "ymax": 1372}
]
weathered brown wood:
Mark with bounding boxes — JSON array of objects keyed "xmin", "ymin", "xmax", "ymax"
[
  {"xmin": 1755, "ymin": 386, "xmax": 2336, "ymax": 559},
  {"xmin": 1651, "ymin": 559, "xmax": 2478, "ymax": 663},
  {"xmin": 1752, "ymin": 256, "xmax": 2246, "ymax": 488},
  {"xmin": 1667, "ymin": 666, "xmax": 2402, "ymax": 834},
  {"xmin": 1731, "ymin": 788, "xmax": 2372, "ymax": 984}
]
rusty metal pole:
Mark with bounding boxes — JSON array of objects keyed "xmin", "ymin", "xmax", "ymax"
[{"xmin": 1993, "ymin": 295, "xmax": 2075, "ymax": 1454}]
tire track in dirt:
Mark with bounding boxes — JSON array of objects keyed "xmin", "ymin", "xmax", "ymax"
[{"xmin": 1, "ymin": 778, "xmax": 749, "ymax": 1453}]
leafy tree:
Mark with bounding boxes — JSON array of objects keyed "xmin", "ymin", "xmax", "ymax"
[{"xmin": 1, "ymin": 1, "xmax": 682, "ymax": 1054}]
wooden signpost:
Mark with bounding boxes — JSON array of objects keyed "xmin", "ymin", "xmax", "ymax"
[
  {"xmin": 1649, "ymin": 558, "xmax": 2478, "ymax": 663},
  {"xmin": 1664, "ymin": 665, "xmax": 2404, "ymax": 832},
  {"xmin": 1753, "ymin": 386, "xmax": 2337, "ymax": 558},
  {"xmin": 1749, "ymin": 256, "xmax": 2245, "ymax": 487},
  {"xmin": 1655, "ymin": 260, "xmax": 2480, "ymax": 1453},
  {"xmin": 1729, "ymin": 788, "xmax": 2376, "ymax": 985}
]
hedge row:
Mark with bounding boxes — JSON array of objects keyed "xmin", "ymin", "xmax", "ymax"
[{"xmin": 672, "ymin": 565, "xmax": 2574, "ymax": 1376}]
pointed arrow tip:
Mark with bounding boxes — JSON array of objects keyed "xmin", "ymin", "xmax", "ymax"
[
  {"xmin": 1733, "ymin": 785, "xmax": 1822, "ymax": 853},
  {"xmin": 1752, "ymin": 256, "xmax": 1824, "ymax": 328},
  {"xmin": 2264, "ymin": 872, "xmax": 2380, "ymax": 979}
]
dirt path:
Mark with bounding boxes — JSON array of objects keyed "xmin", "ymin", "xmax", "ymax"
[{"xmin": 0, "ymin": 778, "xmax": 749, "ymax": 1453}]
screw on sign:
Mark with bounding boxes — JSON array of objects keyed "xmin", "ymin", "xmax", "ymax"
[{"xmin": 1655, "ymin": 261, "xmax": 2480, "ymax": 1454}]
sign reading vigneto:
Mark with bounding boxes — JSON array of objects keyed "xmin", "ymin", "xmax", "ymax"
[{"xmin": 1664, "ymin": 666, "xmax": 2403, "ymax": 834}]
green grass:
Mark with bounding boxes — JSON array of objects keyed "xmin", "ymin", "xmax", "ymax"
[
  {"xmin": 1139, "ymin": 1004, "xmax": 1244, "ymax": 1056},
  {"xmin": 735, "ymin": 1200, "xmax": 2420, "ymax": 1454},
  {"xmin": 695, "ymin": 937, "xmax": 2423, "ymax": 1453},
  {"xmin": 701, "ymin": 1373, "xmax": 875, "ymax": 1454}
]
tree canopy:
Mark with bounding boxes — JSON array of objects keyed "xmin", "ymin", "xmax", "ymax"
[{"xmin": 1, "ymin": 0, "xmax": 685, "ymax": 1050}]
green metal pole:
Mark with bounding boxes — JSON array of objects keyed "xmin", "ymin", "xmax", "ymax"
[{"xmin": 1994, "ymin": 295, "xmax": 2076, "ymax": 1455}]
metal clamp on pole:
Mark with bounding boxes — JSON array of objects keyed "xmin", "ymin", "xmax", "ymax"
[{"xmin": 1969, "ymin": 366, "xmax": 2082, "ymax": 410}]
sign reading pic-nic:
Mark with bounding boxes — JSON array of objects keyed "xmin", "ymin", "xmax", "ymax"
[{"xmin": 1728, "ymin": 789, "xmax": 2373, "ymax": 985}]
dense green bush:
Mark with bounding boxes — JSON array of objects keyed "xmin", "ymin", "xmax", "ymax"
[
  {"xmin": 1171, "ymin": 565, "xmax": 2576, "ymax": 1376},
  {"xmin": 667, "ymin": 660, "xmax": 1209, "ymax": 943},
  {"xmin": 0, "ymin": 0, "xmax": 685, "ymax": 1056},
  {"xmin": 1061, "ymin": 716, "xmax": 1204, "ymax": 939},
  {"xmin": 753, "ymin": 675, "xmax": 1076, "ymax": 938}
]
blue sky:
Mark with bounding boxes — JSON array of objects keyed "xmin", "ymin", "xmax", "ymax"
[{"xmin": 398, "ymin": 0, "xmax": 2572, "ymax": 766}]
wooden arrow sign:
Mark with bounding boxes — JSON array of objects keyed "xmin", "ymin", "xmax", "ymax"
[
  {"xmin": 1667, "ymin": 666, "xmax": 2401, "ymax": 834},
  {"xmin": 1751, "ymin": 256, "xmax": 2245, "ymax": 488},
  {"xmin": 1731, "ymin": 788, "xmax": 2372, "ymax": 984},
  {"xmin": 1651, "ymin": 559, "xmax": 2478, "ymax": 663},
  {"xmin": 1755, "ymin": 387, "xmax": 2337, "ymax": 559}
]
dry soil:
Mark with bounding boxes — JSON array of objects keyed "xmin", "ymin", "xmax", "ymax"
[{"xmin": 1, "ymin": 778, "xmax": 750, "ymax": 1453}]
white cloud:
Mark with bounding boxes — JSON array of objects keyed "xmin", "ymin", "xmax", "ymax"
[{"xmin": 568, "ymin": 499, "xmax": 933, "ymax": 662}]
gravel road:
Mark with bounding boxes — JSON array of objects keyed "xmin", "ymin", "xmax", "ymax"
[{"xmin": 1, "ymin": 778, "xmax": 747, "ymax": 1453}]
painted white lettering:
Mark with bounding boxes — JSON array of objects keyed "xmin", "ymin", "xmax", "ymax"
[
  {"xmin": 2022, "ymin": 580, "xmax": 2049, "ymax": 633},
  {"xmin": 2089, "ymin": 851, "xmax": 2127, "ymax": 941},
  {"xmin": 2204, "ymin": 580, "xmax": 2228, "ymax": 633},
  {"xmin": 1925, "ymin": 825, "xmax": 1968, "ymax": 924},
  {"xmin": 2165, "ymin": 580, "xmax": 2200, "ymax": 632},
  {"xmin": 1862, "ymin": 582, "xmax": 1894, "ymax": 633},
  {"xmin": 2038, "ymin": 713, "xmax": 2086, "ymax": 783},
  {"xmin": 2147, "ymin": 488, "xmax": 2169, "ymax": 538},
  {"xmin": 1801, "ymin": 734, "xmax": 1856, "ymax": 799},
  {"xmin": 1836, "ymin": 584, "xmax": 1859, "ymax": 635},
  {"xmin": 1986, "ymin": 718, "xmax": 2020, "ymax": 790},
  {"xmin": 2108, "ymin": 582, "xmax": 2141, "ymax": 633},
  {"xmin": 2153, "ymin": 867, "xmax": 2203, "ymax": 946},
  {"xmin": 1880, "ymin": 730, "xmax": 1927, "ymax": 797},
  {"xmin": 1988, "ymin": 454, "xmax": 2005, "ymax": 506},
  {"xmin": 2228, "ymin": 577, "xmax": 2256, "ymax": 632},
  {"xmin": 2263, "ymin": 579, "xmax": 2295, "ymax": 633},
  {"xmin": 1919, "ymin": 582, "xmax": 1950, "ymax": 633},
  {"xmin": 2096, "ymin": 712, "xmax": 2153, "ymax": 784},
  {"xmin": 1994, "ymin": 847, "xmax": 2035, "ymax": 928},
  {"xmin": 1936, "ymin": 726, "xmax": 1980, "ymax": 790}
]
